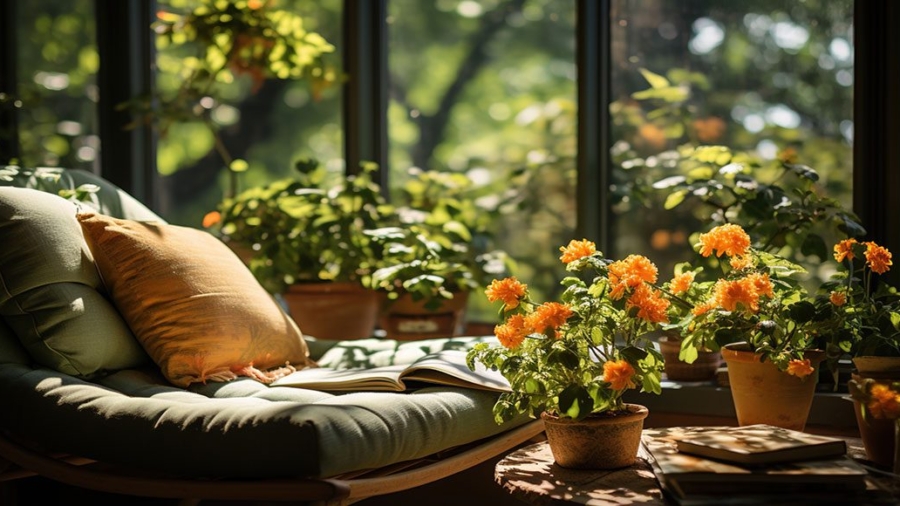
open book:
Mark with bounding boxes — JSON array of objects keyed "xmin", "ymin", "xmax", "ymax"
[{"xmin": 272, "ymin": 350, "xmax": 510, "ymax": 393}]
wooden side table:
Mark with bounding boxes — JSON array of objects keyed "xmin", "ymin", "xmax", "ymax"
[
  {"xmin": 494, "ymin": 441, "xmax": 665, "ymax": 505},
  {"xmin": 495, "ymin": 434, "xmax": 891, "ymax": 506}
]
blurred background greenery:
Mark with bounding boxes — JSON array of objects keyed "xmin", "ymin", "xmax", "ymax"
[{"xmin": 7, "ymin": 0, "xmax": 853, "ymax": 324}]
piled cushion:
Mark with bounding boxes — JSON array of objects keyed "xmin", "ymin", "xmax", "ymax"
[
  {"xmin": 0, "ymin": 187, "xmax": 148, "ymax": 376},
  {"xmin": 77, "ymin": 213, "xmax": 312, "ymax": 387}
]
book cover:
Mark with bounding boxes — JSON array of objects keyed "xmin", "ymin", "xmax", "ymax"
[
  {"xmin": 272, "ymin": 349, "xmax": 510, "ymax": 392},
  {"xmin": 642, "ymin": 426, "xmax": 869, "ymax": 501},
  {"xmin": 673, "ymin": 424, "xmax": 847, "ymax": 465}
]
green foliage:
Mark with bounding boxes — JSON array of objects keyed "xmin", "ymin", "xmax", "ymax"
[
  {"xmin": 367, "ymin": 168, "xmax": 512, "ymax": 309},
  {"xmin": 125, "ymin": 0, "xmax": 339, "ymax": 196},
  {"xmin": 617, "ymin": 66, "xmax": 859, "ymax": 294},
  {"xmin": 807, "ymin": 240, "xmax": 900, "ymax": 377},
  {"xmin": 0, "ymin": 165, "xmax": 99, "ymax": 203},
  {"xmin": 210, "ymin": 159, "xmax": 392, "ymax": 293}
]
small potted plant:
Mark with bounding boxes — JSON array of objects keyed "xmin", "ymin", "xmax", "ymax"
[
  {"xmin": 467, "ymin": 239, "xmax": 670, "ymax": 469},
  {"xmin": 205, "ymin": 159, "xmax": 394, "ymax": 340},
  {"xmin": 366, "ymin": 169, "xmax": 510, "ymax": 340},
  {"xmin": 812, "ymin": 238, "xmax": 899, "ymax": 369},
  {"xmin": 810, "ymin": 239, "xmax": 898, "ymax": 465},
  {"xmin": 680, "ymin": 224, "xmax": 824, "ymax": 430}
]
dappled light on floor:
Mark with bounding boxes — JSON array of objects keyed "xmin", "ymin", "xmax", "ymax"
[{"xmin": 496, "ymin": 442, "xmax": 664, "ymax": 505}]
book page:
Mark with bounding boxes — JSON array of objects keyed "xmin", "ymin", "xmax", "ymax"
[
  {"xmin": 399, "ymin": 350, "xmax": 511, "ymax": 392},
  {"xmin": 272, "ymin": 364, "xmax": 408, "ymax": 391}
]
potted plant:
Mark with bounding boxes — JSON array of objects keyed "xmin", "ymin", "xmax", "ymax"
[
  {"xmin": 467, "ymin": 239, "xmax": 670, "ymax": 469},
  {"xmin": 811, "ymin": 238, "xmax": 898, "ymax": 466},
  {"xmin": 204, "ymin": 159, "xmax": 394, "ymax": 340},
  {"xmin": 366, "ymin": 169, "xmax": 510, "ymax": 340},
  {"xmin": 679, "ymin": 224, "xmax": 824, "ymax": 430},
  {"xmin": 656, "ymin": 263, "xmax": 723, "ymax": 381},
  {"xmin": 847, "ymin": 377, "xmax": 900, "ymax": 469}
]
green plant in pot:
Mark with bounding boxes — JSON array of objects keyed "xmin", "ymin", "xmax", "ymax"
[
  {"xmin": 206, "ymin": 158, "xmax": 394, "ymax": 340},
  {"xmin": 466, "ymin": 239, "xmax": 669, "ymax": 469},
  {"xmin": 365, "ymin": 169, "xmax": 510, "ymax": 340},
  {"xmin": 809, "ymin": 238, "xmax": 899, "ymax": 367}
]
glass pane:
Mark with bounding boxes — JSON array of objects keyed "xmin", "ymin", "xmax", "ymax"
[
  {"xmin": 610, "ymin": 0, "xmax": 854, "ymax": 285},
  {"xmin": 387, "ymin": 0, "xmax": 578, "ymax": 322},
  {"xmin": 152, "ymin": 0, "xmax": 344, "ymax": 227},
  {"xmin": 14, "ymin": 0, "xmax": 99, "ymax": 170}
]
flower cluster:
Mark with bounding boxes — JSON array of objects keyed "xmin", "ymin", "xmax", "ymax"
[
  {"xmin": 467, "ymin": 239, "xmax": 669, "ymax": 422},
  {"xmin": 812, "ymin": 238, "xmax": 900, "ymax": 362},
  {"xmin": 675, "ymin": 224, "xmax": 818, "ymax": 376},
  {"xmin": 848, "ymin": 378, "xmax": 900, "ymax": 420}
]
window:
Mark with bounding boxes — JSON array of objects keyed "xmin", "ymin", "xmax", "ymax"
[
  {"xmin": 608, "ymin": 0, "xmax": 854, "ymax": 285},
  {"xmin": 1, "ymin": 0, "xmax": 897, "ymax": 317},
  {"xmin": 152, "ymin": 0, "xmax": 345, "ymax": 227},
  {"xmin": 386, "ymin": 0, "xmax": 577, "ymax": 318}
]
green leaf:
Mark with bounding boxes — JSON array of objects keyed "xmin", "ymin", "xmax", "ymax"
[
  {"xmin": 620, "ymin": 345, "xmax": 649, "ymax": 363},
  {"xmin": 639, "ymin": 68, "xmax": 670, "ymax": 89},
  {"xmin": 664, "ymin": 190, "xmax": 686, "ymax": 210},
  {"xmin": 788, "ymin": 300, "xmax": 816, "ymax": 324},
  {"xmin": 558, "ymin": 385, "xmax": 593, "ymax": 420}
]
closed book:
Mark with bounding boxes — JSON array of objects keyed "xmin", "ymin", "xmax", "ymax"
[
  {"xmin": 642, "ymin": 426, "xmax": 873, "ymax": 503},
  {"xmin": 674, "ymin": 424, "xmax": 847, "ymax": 465}
]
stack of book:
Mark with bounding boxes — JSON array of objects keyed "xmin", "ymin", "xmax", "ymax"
[{"xmin": 642, "ymin": 425, "xmax": 893, "ymax": 505}]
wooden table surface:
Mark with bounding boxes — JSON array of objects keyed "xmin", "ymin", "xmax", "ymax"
[{"xmin": 494, "ymin": 434, "xmax": 887, "ymax": 506}]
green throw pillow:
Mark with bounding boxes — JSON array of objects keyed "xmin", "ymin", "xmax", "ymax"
[
  {"xmin": 0, "ymin": 187, "xmax": 148, "ymax": 376},
  {"xmin": 0, "ymin": 317, "xmax": 29, "ymax": 365}
]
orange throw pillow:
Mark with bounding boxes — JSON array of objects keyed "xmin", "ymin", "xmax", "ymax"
[{"xmin": 77, "ymin": 213, "xmax": 311, "ymax": 387}]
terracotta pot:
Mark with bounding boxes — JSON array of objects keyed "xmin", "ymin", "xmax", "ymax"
[
  {"xmin": 851, "ymin": 357, "xmax": 900, "ymax": 468},
  {"xmin": 721, "ymin": 343, "xmax": 824, "ymax": 431},
  {"xmin": 379, "ymin": 291, "xmax": 469, "ymax": 341},
  {"xmin": 541, "ymin": 404, "xmax": 648, "ymax": 469},
  {"xmin": 282, "ymin": 282, "xmax": 381, "ymax": 340},
  {"xmin": 658, "ymin": 335, "xmax": 722, "ymax": 382}
]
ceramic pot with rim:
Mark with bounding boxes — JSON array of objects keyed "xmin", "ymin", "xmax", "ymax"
[
  {"xmin": 540, "ymin": 404, "xmax": 649, "ymax": 469},
  {"xmin": 851, "ymin": 356, "xmax": 900, "ymax": 469},
  {"xmin": 379, "ymin": 291, "xmax": 469, "ymax": 341},
  {"xmin": 658, "ymin": 334, "xmax": 722, "ymax": 382},
  {"xmin": 282, "ymin": 282, "xmax": 382, "ymax": 340},
  {"xmin": 721, "ymin": 342, "xmax": 824, "ymax": 431}
]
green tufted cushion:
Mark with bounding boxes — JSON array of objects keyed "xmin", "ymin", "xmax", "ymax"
[
  {"xmin": 0, "ymin": 317, "xmax": 29, "ymax": 365},
  {"xmin": 0, "ymin": 187, "xmax": 148, "ymax": 377}
]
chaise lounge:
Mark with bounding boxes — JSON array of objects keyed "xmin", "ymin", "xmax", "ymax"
[{"xmin": 0, "ymin": 168, "xmax": 542, "ymax": 504}]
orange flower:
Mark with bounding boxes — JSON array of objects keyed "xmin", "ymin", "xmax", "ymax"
[
  {"xmin": 729, "ymin": 254, "xmax": 753, "ymax": 270},
  {"xmin": 607, "ymin": 255, "xmax": 658, "ymax": 300},
  {"xmin": 692, "ymin": 117, "xmax": 726, "ymax": 143},
  {"xmin": 830, "ymin": 291, "xmax": 847, "ymax": 307},
  {"xmin": 202, "ymin": 211, "xmax": 221, "ymax": 228},
  {"xmin": 524, "ymin": 302, "xmax": 572, "ymax": 335},
  {"xmin": 786, "ymin": 359, "xmax": 814, "ymax": 378},
  {"xmin": 626, "ymin": 284, "xmax": 670, "ymax": 324},
  {"xmin": 864, "ymin": 242, "xmax": 892, "ymax": 275},
  {"xmin": 697, "ymin": 224, "xmax": 751, "ymax": 258},
  {"xmin": 691, "ymin": 299, "xmax": 717, "ymax": 316},
  {"xmin": 712, "ymin": 278, "xmax": 761, "ymax": 313},
  {"xmin": 485, "ymin": 277, "xmax": 528, "ymax": 311},
  {"xmin": 777, "ymin": 147, "xmax": 799, "ymax": 164},
  {"xmin": 833, "ymin": 238, "xmax": 857, "ymax": 263},
  {"xmin": 603, "ymin": 360, "xmax": 636, "ymax": 391},
  {"xmin": 559, "ymin": 239, "xmax": 597, "ymax": 264},
  {"xmin": 867, "ymin": 383, "xmax": 900, "ymax": 419},
  {"xmin": 745, "ymin": 272, "xmax": 774, "ymax": 299},
  {"xmin": 669, "ymin": 272, "xmax": 694, "ymax": 294},
  {"xmin": 494, "ymin": 314, "xmax": 529, "ymax": 350}
]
